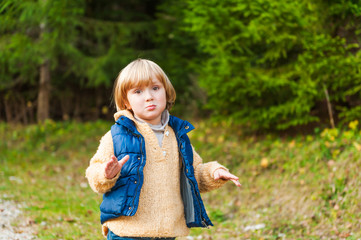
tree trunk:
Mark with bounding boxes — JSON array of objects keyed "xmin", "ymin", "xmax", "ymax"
[
  {"xmin": 37, "ymin": 0, "xmax": 50, "ymax": 123},
  {"xmin": 4, "ymin": 96, "xmax": 12, "ymax": 123},
  {"xmin": 19, "ymin": 96, "xmax": 28, "ymax": 124},
  {"xmin": 323, "ymin": 84, "xmax": 335, "ymax": 129},
  {"xmin": 37, "ymin": 60, "xmax": 51, "ymax": 122}
]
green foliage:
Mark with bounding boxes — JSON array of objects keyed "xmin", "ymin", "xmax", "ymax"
[
  {"xmin": 183, "ymin": 0, "xmax": 361, "ymax": 130},
  {"xmin": 150, "ymin": 0, "xmax": 207, "ymax": 117},
  {"xmin": 0, "ymin": 0, "xmax": 86, "ymax": 88},
  {"xmin": 1, "ymin": 1, "xmax": 182, "ymax": 121},
  {"xmin": 2, "ymin": 0, "xmax": 361, "ymax": 129},
  {"xmin": 79, "ymin": 0, "xmax": 161, "ymax": 88}
]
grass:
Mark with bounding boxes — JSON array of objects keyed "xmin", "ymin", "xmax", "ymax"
[
  {"xmin": 0, "ymin": 120, "xmax": 104, "ymax": 239},
  {"xmin": 0, "ymin": 119, "xmax": 360, "ymax": 239}
]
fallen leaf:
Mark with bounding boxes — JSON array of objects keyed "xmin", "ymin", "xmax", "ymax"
[
  {"xmin": 64, "ymin": 218, "xmax": 75, "ymax": 223},
  {"xmin": 327, "ymin": 160, "xmax": 335, "ymax": 168},
  {"xmin": 244, "ymin": 223, "xmax": 266, "ymax": 231},
  {"xmin": 339, "ymin": 232, "xmax": 351, "ymax": 238},
  {"xmin": 353, "ymin": 142, "xmax": 361, "ymax": 151},
  {"xmin": 27, "ymin": 219, "xmax": 36, "ymax": 225},
  {"xmin": 261, "ymin": 158, "xmax": 269, "ymax": 168}
]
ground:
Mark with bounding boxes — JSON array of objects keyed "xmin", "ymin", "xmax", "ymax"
[{"xmin": 0, "ymin": 198, "xmax": 37, "ymax": 240}]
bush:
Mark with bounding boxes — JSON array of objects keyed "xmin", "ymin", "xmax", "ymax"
[{"xmin": 183, "ymin": 0, "xmax": 361, "ymax": 130}]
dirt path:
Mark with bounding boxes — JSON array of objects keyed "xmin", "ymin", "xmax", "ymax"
[{"xmin": 0, "ymin": 199, "xmax": 37, "ymax": 240}]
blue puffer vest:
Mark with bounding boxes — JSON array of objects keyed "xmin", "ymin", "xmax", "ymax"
[{"xmin": 99, "ymin": 115, "xmax": 213, "ymax": 228}]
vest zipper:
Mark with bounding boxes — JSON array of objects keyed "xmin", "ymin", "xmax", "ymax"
[{"xmin": 130, "ymin": 134, "xmax": 143, "ymax": 215}]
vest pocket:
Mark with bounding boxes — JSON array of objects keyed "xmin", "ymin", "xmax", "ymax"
[
  {"xmin": 100, "ymin": 177, "xmax": 135, "ymax": 214},
  {"xmin": 126, "ymin": 176, "xmax": 138, "ymax": 197},
  {"xmin": 112, "ymin": 177, "xmax": 129, "ymax": 192}
]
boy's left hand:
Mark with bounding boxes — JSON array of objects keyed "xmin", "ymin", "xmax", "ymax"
[{"xmin": 214, "ymin": 169, "xmax": 241, "ymax": 187}]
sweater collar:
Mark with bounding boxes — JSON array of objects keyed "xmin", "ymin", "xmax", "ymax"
[
  {"xmin": 114, "ymin": 110, "xmax": 134, "ymax": 122},
  {"xmin": 133, "ymin": 110, "xmax": 169, "ymax": 132},
  {"xmin": 114, "ymin": 110, "xmax": 194, "ymax": 137}
]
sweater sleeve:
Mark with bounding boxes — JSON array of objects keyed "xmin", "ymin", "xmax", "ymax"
[
  {"xmin": 85, "ymin": 130, "xmax": 120, "ymax": 194},
  {"xmin": 192, "ymin": 146, "xmax": 229, "ymax": 193}
]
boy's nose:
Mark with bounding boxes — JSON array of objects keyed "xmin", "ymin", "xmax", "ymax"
[{"xmin": 144, "ymin": 89, "xmax": 153, "ymax": 101}]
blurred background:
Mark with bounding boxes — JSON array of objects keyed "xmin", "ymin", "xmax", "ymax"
[
  {"xmin": 1, "ymin": 1, "xmax": 361, "ymax": 239},
  {"xmin": 1, "ymin": 0, "xmax": 361, "ymax": 131}
]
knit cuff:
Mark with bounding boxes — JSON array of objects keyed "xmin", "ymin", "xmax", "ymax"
[
  {"xmin": 208, "ymin": 162, "xmax": 229, "ymax": 186},
  {"xmin": 86, "ymin": 163, "xmax": 120, "ymax": 194},
  {"xmin": 102, "ymin": 167, "xmax": 121, "ymax": 184},
  {"xmin": 209, "ymin": 162, "xmax": 229, "ymax": 178},
  {"xmin": 196, "ymin": 161, "xmax": 229, "ymax": 192}
]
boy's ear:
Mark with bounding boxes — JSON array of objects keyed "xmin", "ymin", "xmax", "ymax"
[{"xmin": 125, "ymin": 102, "xmax": 132, "ymax": 110}]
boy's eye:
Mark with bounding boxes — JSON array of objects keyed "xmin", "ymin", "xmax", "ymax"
[
  {"xmin": 134, "ymin": 89, "xmax": 142, "ymax": 94},
  {"xmin": 153, "ymin": 86, "xmax": 159, "ymax": 91}
]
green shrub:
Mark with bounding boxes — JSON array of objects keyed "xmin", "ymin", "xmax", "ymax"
[{"xmin": 183, "ymin": 0, "xmax": 361, "ymax": 130}]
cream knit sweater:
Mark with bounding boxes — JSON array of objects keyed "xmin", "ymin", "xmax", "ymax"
[{"xmin": 86, "ymin": 110, "xmax": 228, "ymax": 238}]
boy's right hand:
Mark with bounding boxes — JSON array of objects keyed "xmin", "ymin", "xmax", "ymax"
[{"xmin": 104, "ymin": 155, "xmax": 130, "ymax": 179}]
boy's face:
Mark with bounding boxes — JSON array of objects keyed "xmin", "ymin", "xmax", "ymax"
[{"xmin": 126, "ymin": 78, "xmax": 167, "ymax": 125}]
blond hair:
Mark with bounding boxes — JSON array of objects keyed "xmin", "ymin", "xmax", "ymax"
[{"xmin": 113, "ymin": 59, "xmax": 176, "ymax": 111}]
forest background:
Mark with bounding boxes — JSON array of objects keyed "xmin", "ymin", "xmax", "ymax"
[
  {"xmin": 1, "ymin": 0, "xmax": 361, "ymax": 239},
  {"xmin": 1, "ymin": 0, "xmax": 361, "ymax": 130}
]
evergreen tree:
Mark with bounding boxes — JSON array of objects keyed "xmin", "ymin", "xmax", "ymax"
[
  {"xmin": 183, "ymin": 0, "xmax": 361, "ymax": 130},
  {"xmin": 0, "ymin": 0, "xmax": 86, "ymax": 122},
  {"xmin": 0, "ymin": 0, "xmax": 165, "ymax": 122}
]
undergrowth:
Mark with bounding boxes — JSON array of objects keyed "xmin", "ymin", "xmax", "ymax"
[{"xmin": 0, "ymin": 119, "xmax": 360, "ymax": 239}]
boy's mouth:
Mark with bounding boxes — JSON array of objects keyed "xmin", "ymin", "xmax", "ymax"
[{"xmin": 146, "ymin": 105, "xmax": 156, "ymax": 110}]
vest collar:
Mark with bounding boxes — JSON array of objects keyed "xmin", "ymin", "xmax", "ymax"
[
  {"xmin": 114, "ymin": 110, "xmax": 140, "ymax": 135},
  {"xmin": 168, "ymin": 115, "xmax": 195, "ymax": 138}
]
